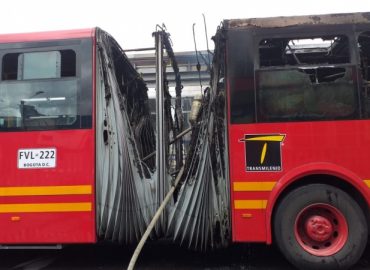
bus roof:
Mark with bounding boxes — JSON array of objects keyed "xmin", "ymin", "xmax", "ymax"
[
  {"xmin": 224, "ymin": 12, "xmax": 370, "ymax": 30},
  {"xmin": 0, "ymin": 28, "xmax": 96, "ymax": 44}
]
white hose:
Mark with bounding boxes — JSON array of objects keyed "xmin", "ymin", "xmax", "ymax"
[{"xmin": 127, "ymin": 166, "xmax": 185, "ymax": 270}]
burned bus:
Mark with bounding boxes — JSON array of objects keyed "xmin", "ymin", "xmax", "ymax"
[
  {"xmin": 0, "ymin": 12, "xmax": 370, "ymax": 270},
  {"xmin": 216, "ymin": 12, "xmax": 370, "ymax": 269}
]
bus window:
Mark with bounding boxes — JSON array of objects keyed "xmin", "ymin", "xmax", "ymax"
[
  {"xmin": 0, "ymin": 49, "xmax": 79, "ymax": 130},
  {"xmin": 227, "ymin": 31, "xmax": 255, "ymax": 124},
  {"xmin": 256, "ymin": 35, "xmax": 358, "ymax": 122},
  {"xmin": 2, "ymin": 50, "xmax": 76, "ymax": 80},
  {"xmin": 259, "ymin": 36, "xmax": 350, "ymax": 67},
  {"xmin": 257, "ymin": 67, "xmax": 357, "ymax": 121}
]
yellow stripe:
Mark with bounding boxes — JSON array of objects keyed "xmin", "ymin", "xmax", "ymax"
[
  {"xmin": 233, "ymin": 182, "xmax": 276, "ymax": 191},
  {"xmin": 242, "ymin": 135, "xmax": 285, "ymax": 142},
  {"xmin": 364, "ymin": 180, "xmax": 370, "ymax": 188},
  {"xmin": 0, "ymin": 185, "xmax": 92, "ymax": 197},
  {"xmin": 0, "ymin": 202, "xmax": 92, "ymax": 213},
  {"xmin": 234, "ymin": 200, "xmax": 267, "ymax": 209}
]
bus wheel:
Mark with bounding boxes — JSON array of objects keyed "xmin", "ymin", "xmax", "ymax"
[{"xmin": 274, "ymin": 184, "xmax": 368, "ymax": 270}]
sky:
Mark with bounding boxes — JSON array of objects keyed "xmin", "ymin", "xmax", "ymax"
[{"xmin": 1, "ymin": 0, "xmax": 370, "ymax": 52}]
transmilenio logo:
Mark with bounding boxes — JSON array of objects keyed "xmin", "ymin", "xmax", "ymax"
[{"xmin": 240, "ymin": 134, "xmax": 285, "ymax": 172}]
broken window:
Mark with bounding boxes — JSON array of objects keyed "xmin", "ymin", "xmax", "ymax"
[
  {"xmin": 256, "ymin": 68, "xmax": 357, "ymax": 121},
  {"xmin": 358, "ymin": 31, "xmax": 370, "ymax": 117},
  {"xmin": 256, "ymin": 35, "xmax": 358, "ymax": 122},
  {"xmin": 259, "ymin": 35, "xmax": 350, "ymax": 67}
]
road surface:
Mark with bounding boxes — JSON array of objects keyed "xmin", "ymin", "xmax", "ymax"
[{"xmin": 0, "ymin": 241, "xmax": 369, "ymax": 269}]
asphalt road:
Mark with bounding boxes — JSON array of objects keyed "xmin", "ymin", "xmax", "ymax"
[{"xmin": 0, "ymin": 241, "xmax": 369, "ymax": 270}]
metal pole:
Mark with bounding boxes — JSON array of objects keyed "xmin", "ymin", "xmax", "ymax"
[
  {"xmin": 124, "ymin": 47, "xmax": 155, "ymax": 52},
  {"xmin": 154, "ymin": 31, "xmax": 166, "ymax": 232}
]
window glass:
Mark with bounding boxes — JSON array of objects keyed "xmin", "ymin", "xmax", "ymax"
[
  {"xmin": 256, "ymin": 34, "xmax": 358, "ymax": 122},
  {"xmin": 257, "ymin": 67, "xmax": 357, "ymax": 121},
  {"xmin": 2, "ymin": 50, "xmax": 76, "ymax": 80},
  {"xmin": 0, "ymin": 49, "xmax": 80, "ymax": 130},
  {"xmin": 358, "ymin": 31, "xmax": 370, "ymax": 117},
  {"xmin": 0, "ymin": 79, "xmax": 77, "ymax": 129},
  {"xmin": 227, "ymin": 31, "xmax": 256, "ymax": 124},
  {"xmin": 19, "ymin": 51, "xmax": 61, "ymax": 79}
]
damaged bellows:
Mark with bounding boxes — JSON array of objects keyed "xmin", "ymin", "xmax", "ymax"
[{"xmin": 95, "ymin": 29, "xmax": 230, "ymax": 250}]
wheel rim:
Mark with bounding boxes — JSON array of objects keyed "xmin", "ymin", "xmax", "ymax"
[{"xmin": 294, "ymin": 203, "xmax": 348, "ymax": 256}]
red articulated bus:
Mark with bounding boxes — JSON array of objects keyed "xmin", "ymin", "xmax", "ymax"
[{"xmin": 0, "ymin": 12, "xmax": 370, "ymax": 270}]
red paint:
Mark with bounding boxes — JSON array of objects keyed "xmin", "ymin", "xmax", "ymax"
[
  {"xmin": 0, "ymin": 28, "xmax": 95, "ymax": 44},
  {"xmin": 229, "ymin": 120, "xmax": 370, "ymax": 242},
  {"xmin": 226, "ymin": 41, "xmax": 369, "ymax": 245},
  {"xmin": 91, "ymin": 29, "xmax": 97, "ymax": 245},
  {"xmin": 304, "ymin": 216, "xmax": 333, "ymax": 242},
  {"xmin": 294, "ymin": 204, "xmax": 348, "ymax": 256},
  {"xmin": 232, "ymin": 210, "xmax": 267, "ymax": 241},
  {"xmin": 0, "ymin": 130, "xmax": 95, "ymax": 243},
  {"xmin": 0, "ymin": 212, "xmax": 94, "ymax": 243},
  {"xmin": 228, "ymin": 119, "xmax": 370, "ymax": 243}
]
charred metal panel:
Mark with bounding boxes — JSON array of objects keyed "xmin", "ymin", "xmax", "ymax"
[
  {"xmin": 96, "ymin": 29, "xmax": 158, "ymax": 243},
  {"xmin": 168, "ymin": 30, "xmax": 230, "ymax": 249},
  {"xmin": 227, "ymin": 29, "xmax": 256, "ymax": 124},
  {"xmin": 225, "ymin": 12, "xmax": 370, "ymax": 30}
]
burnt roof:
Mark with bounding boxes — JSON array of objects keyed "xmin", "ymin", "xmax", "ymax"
[{"xmin": 224, "ymin": 12, "xmax": 370, "ymax": 30}]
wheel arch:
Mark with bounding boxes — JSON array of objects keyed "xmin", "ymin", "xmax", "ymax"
[{"xmin": 265, "ymin": 163, "xmax": 370, "ymax": 244}]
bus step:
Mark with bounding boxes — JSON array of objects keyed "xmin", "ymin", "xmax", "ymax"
[{"xmin": 0, "ymin": 244, "xmax": 63, "ymax": 250}]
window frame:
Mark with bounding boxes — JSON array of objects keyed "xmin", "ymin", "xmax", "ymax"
[
  {"xmin": 253, "ymin": 29, "xmax": 362, "ymax": 123},
  {"xmin": 0, "ymin": 38, "xmax": 93, "ymax": 131}
]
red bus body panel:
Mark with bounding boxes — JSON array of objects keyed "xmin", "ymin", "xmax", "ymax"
[
  {"xmin": 228, "ymin": 120, "xmax": 370, "ymax": 243},
  {"xmin": 0, "ymin": 29, "xmax": 95, "ymax": 44},
  {"xmin": 0, "ymin": 130, "xmax": 95, "ymax": 243},
  {"xmin": 0, "ymin": 29, "xmax": 96, "ymax": 244}
]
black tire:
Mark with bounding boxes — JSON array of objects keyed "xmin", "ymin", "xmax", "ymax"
[{"xmin": 274, "ymin": 184, "xmax": 368, "ymax": 270}]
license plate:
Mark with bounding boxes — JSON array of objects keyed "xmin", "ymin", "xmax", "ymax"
[{"xmin": 18, "ymin": 148, "xmax": 56, "ymax": 169}]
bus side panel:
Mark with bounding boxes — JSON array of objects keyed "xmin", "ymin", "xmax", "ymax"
[
  {"xmin": 0, "ymin": 129, "xmax": 95, "ymax": 243},
  {"xmin": 229, "ymin": 120, "xmax": 370, "ymax": 243}
]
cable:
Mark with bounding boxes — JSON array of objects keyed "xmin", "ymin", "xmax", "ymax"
[
  {"xmin": 202, "ymin": 14, "xmax": 212, "ymax": 65},
  {"xmin": 192, "ymin": 23, "xmax": 203, "ymax": 93}
]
